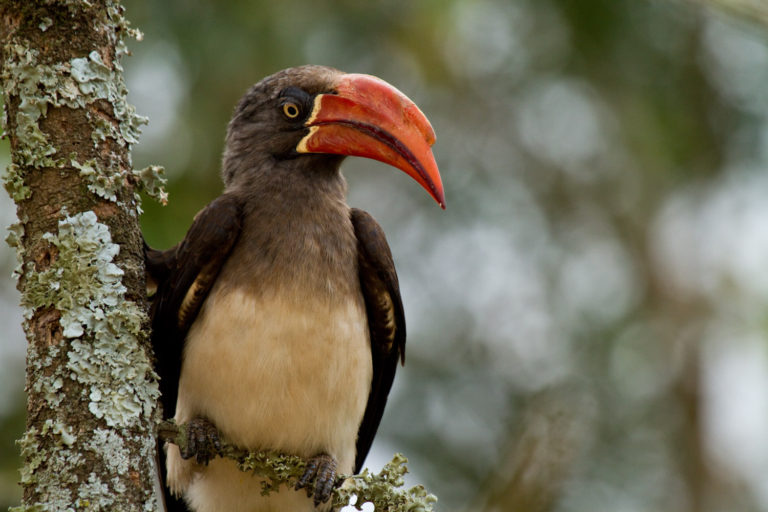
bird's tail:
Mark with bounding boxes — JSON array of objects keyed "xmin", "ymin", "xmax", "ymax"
[{"xmin": 157, "ymin": 439, "xmax": 192, "ymax": 512}]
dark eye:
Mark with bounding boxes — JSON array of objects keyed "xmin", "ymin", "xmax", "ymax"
[{"xmin": 282, "ymin": 102, "xmax": 301, "ymax": 119}]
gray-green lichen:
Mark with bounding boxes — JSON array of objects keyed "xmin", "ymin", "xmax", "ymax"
[
  {"xmin": 86, "ymin": 428, "xmax": 130, "ymax": 475},
  {"xmin": 335, "ymin": 454, "xmax": 437, "ymax": 512},
  {"xmin": 15, "ymin": 419, "xmax": 78, "ymax": 488},
  {"xmin": 71, "ymin": 158, "xmax": 110, "ymax": 201},
  {"xmin": 22, "ymin": 210, "xmax": 159, "ymax": 427},
  {"xmin": 5, "ymin": 3, "xmax": 162, "ymax": 510},
  {"xmin": 69, "ymin": 49, "xmax": 147, "ymax": 146},
  {"xmin": 71, "ymin": 157, "xmax": 121, "ymax": 203},
  {"xmin": 6, "ymin": 220, "xmax": 25, "ymax": 280},
  {"xmin": 77, "ymin": 474, "xmax": 114, "ymax": 508},
  {"xmin": 8, "ymin": 505, "xmax": 46, "ymax": 512},
  {"xmin": 16, "ymin": 211, "xmax": 160, "ymax": 511},
  {"xmin": 26, "ymin": 340, "xmax": 65, "ymax": 410},
  {"xmin": 71, "ymin": 158, "xmax": 168, "ymax": 207},
  {"xmin": 16, "ymin": 424, "xmax": 80, "ymax": 504},
  {"xmin": 1, "ymin": 2, "xmax": 166, "ymax": 207},
  {"xmin": 3, "ymin": 163, "xmax": 32, "ymax": 200},
  {"xmin": 38, "ymin": 17, "xmax": 53, "ymax": 32},
  {"xmin": 2, "ymin": 44, "xmax": 73, "ymax": 169},
  {"xmin": 161, "ymin": 420, "xmax": 437, "ymax": 512},
  {"xmin": 239, "ymin": 450, "xmax": 438, "ymax": 511},
  {"xmin": 236, "ymin": 451, "xmax": 308, "ymax": 496},
  {"xmin": 133, "ymin": 164, "xmax": 168, "ymax": 206},
  {"xmin": 44, "ymin": 418, "xmax": 77, "ymax": 446},
  {"xmin": 0, "ymin": 11, "xmax": 146, "ymax": 161}
]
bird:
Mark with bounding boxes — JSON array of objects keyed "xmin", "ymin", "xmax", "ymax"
[{"xmin": 145, "ymin": 65, "xmax": 445, "ymax": 512}]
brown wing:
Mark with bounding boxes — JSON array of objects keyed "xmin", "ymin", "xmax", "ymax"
[
  {"xmin": 144, "ymin": 240, "xmax": 179, "ymax": 298},
  {"xmin": 147, "ymin": 193, "xmax": 244, "ymax": 418},
  {"xmin": 351, "ymin": 208, "xmax": 406, "ymax": 473}
]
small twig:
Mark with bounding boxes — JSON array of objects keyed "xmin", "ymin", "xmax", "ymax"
[
  {"xmin": 157, "ymin": 420, "xmax": 437, "ymax": 511},
  {"xmin": 156, "ymin": 419, "xmax": 183, "ymax": 445}
]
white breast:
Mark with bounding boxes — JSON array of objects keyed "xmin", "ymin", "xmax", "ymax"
[{"xmin": 166, "ymin": 285, "xmax": 372, "ymax": 512}]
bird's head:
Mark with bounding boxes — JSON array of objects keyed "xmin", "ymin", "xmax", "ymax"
[{"xmin": 222, "ymin": 65, "xmax": 445, "ymax": 208}]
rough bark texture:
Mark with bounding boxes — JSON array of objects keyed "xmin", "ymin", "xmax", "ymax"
[{"xmin": 0, "ymin": 0, "xmax": 164, "ymax": 510}]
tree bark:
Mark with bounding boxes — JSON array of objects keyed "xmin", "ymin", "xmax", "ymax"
[{"xmin": 0, "ymin": 1, "xmax": 164, "ymax": 509}]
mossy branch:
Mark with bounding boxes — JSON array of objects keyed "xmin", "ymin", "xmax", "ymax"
[{"xmin": 157, "ymin": 420, "xmax": 437, "ymax": 511}]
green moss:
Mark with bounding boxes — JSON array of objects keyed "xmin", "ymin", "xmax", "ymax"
[{"xmin": 71, "ymin": 159, "xmax": 167, "ymax": 208}]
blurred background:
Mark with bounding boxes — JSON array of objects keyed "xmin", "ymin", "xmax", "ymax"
[{"xmin": 2, "ymin": 0, "xmax": 768, "ymax": 510}]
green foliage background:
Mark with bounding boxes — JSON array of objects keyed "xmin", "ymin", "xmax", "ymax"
[{"xmin": 2, "ymin": 0, "xmax": 768, "ymax": 510}]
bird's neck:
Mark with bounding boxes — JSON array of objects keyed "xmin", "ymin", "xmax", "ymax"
[
  {"xmin": 224, "ymin": 153, "xmax": 346, "ymax": 203},
  {"xmin": 218, "ymin": 155, "xmax": 358, "ymax": 301},
  {"xmin": 236, "ymin": 155, "xmax": 349, "ymax": 242}
]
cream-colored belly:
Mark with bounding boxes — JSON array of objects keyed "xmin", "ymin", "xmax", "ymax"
[{"xmin": 167, "ymin": 286, "xmax": 372, "ymax": 512}]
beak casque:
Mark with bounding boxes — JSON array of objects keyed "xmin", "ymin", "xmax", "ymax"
[{"xmin": 296, "ymin": 73, "xmax": 446, "ymax": 208}]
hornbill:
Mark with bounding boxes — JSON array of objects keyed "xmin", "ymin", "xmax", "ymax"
[{"xmin": 145, "ymin": 65, "xmax": 445, "ymax": 512}]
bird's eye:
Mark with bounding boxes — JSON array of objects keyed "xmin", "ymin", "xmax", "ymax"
[{"xmin": 282, "ymin": 102, "xmax": 301, "ymax": 119}]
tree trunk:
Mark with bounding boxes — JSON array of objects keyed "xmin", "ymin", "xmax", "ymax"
[{"xmin": 0, "ymin": 0, "xmax": 165, "ymax": 509}]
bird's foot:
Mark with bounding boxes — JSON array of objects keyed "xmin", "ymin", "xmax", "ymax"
[
  {"xmin": 179, "ymin": 417, "xmax": 222, "ymax": 465},
  {"xmin": 295, "ymin": 453, "xmax": 339, "ymax": 506}
]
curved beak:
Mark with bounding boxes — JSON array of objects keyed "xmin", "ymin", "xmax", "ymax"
[{"xmin": 296, "ymin": 73, "xmax": 445, "ymax": 209}]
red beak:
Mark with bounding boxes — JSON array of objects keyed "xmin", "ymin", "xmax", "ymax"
[{"xmin": 296, "ymin": 73, "xmax": 445, "ymax": 209}]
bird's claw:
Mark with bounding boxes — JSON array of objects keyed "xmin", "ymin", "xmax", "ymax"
[
  {"xmin": 295, "ymin": 453, "xmax": 338, "ymax": 506},
  {"xmin": 179, "ymin": 417, "xmax": 222, "ymax": 465}
]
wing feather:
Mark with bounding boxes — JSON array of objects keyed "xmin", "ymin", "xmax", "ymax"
[
  {"xmin": 147, "ymin": 193, "xmax": 244, "ymax": 418},
  {"xmin": 351, "ymin": 208, "xmax": 406, "ymax": 473}
]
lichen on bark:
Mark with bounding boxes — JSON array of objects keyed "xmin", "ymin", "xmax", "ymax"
[
  {"xmin": 1, "ymin": 0, "xmax": 164, "ymax": 510},
  {"xmin": 22, "ymin": 211, "xmax": 159, "ymax": 427},
  {"xmin": 0, "ymin": 0, "xmax": 167, "ymax": 207}
]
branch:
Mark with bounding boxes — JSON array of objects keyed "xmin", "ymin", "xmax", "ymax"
[{"xmin": 158, "ymin": 420, "xmax": 437, "ymax": 511}]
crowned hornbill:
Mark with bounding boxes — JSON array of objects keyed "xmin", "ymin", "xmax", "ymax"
[{"xmin": 145, "ymin": 65, "xmax": 445, "ymax": 512}]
